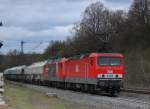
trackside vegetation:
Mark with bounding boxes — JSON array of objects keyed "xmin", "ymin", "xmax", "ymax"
[{"xmin": 4, "ymin": 83, "xmax": 97, "ymax": 109}]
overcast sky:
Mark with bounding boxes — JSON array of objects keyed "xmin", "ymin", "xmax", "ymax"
[{"xmin": 0, "ymin": 0, "xmax": 132, "ymax": 54}]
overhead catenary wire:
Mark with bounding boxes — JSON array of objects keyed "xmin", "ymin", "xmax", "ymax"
[
  {"xmin": 22, "ymin": 40, "xmax": 51, "ymax": 53},
  {"xmin": 1, "ymin": 40, "xmax": 51, "ymax": 54},
  {"xmin": 31, "ymin": 42, "xmax": 43, "ymax": 50}
]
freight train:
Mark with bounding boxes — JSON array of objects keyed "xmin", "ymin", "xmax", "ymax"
[{"xmin": 4, "ymin": 53, "xmax": 125, "ymax": 96}]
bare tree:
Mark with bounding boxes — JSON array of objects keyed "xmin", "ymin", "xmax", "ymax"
[
  {"xmin": 129, "ymin": 0, "xmax": 150, "ymax": 24},
  {"xmin": 81, "ymin": 2, "xmax": 120, "ymax": 43},
  {"xmin": 71, "ymin": 2, "xmax": 126, "ymax": 52}
]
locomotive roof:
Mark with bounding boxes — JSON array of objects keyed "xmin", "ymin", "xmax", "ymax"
[
  {"xmin": 89, "ymin": 53, "xmax": 124, "ymax": 58},
  {"xmin": 67, "ymin": 53, "xmax": 124, "ymax": 60},
  {"xmin": 47, "ymin": 58, "xmax": 67, "ymax": 63}
]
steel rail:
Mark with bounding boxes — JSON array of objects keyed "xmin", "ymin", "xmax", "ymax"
[{"xmin": 122, "ymin": 88, "xmax": 150, "ymax": 94}]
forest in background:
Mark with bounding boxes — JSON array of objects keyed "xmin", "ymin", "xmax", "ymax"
[{"xmin": 1, "ymin": 0, "xmax": 150, "ymax": 89}]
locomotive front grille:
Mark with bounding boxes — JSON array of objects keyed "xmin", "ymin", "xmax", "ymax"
[{"xmin": 97, "ymin": 79, "xmax": 122, "ymax": 89}]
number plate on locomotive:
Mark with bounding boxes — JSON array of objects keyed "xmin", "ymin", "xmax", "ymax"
[{"xmin": 107, "ymin": 74, "xmax": 113, "ymax": 78}]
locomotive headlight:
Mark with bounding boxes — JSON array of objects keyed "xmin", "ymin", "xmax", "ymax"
[
  {"xmin": 115, "ymin": 74, "xmax": 118, "ymax": 78},
  {"xmin": 97, "ymin": 74, "xmax": 102, "ymax": 78},
  {"xmin": 97, "ymin": 74, "xmax": 105, "ymax": 78},
  {"xmin": 97, "ymin": 74, "xmax": 101, "ymax": 78},
  {"xmin": 117, "ymin": 74, "xmax": 123, "ymax": 78},
  {"xmin": 102, "ymin": 74, "xmax": 105, "ymax": 78}
]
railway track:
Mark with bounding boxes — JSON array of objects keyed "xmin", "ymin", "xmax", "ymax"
[
  {"xmin": 9, "ymin": 80, "xmax": 150, "ymax": 95},
  {"xmin": 122, "ymin": 88, "xmax": 150, "ymax": 94}
]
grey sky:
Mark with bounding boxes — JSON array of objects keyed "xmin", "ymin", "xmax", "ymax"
[{"xmin": 0, "ymin": 0, "xmax": 132, "ymax": 53}]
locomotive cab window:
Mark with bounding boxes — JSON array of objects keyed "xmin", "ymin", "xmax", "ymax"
[
  {"xmin": 98, "ymin": 57, "xmax": 109, "ymax": 66},
  {"xmin": 98, "ymin": 57, "xmax": 121, "ymax": 66},
  {"xmin": 110, "ymin": 57, "xmax": 121, "ymax": 66}
]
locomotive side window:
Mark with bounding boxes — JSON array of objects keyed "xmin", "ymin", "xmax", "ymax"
[
  {"xmin": 110, "ymin": 58, "xmax": 121, "ymax": 66},
  {"xmin": 98, "ymin": 57, "xmax": 121, "ymax": 66},
  {"xmin": 90, "ymin": 59, "xmax": 93, "ymax": 65}
]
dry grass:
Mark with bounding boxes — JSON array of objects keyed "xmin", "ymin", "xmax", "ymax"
[
  {"xmin": 0, "ymin": 106, "xmax": 8, "ymax": 109},
  {"xmin": 3, "ymin": 83, "xmax": 97, "ymax": 109}
]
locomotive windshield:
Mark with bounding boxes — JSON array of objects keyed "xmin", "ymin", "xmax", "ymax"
[{"xmin": 98, "ymin": 57, "xmax": 121, "ymax": 66}]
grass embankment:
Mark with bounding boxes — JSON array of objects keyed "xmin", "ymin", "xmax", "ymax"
[{"xmin": 4, "ymin": 83, "xmax": 96, "ymax": 109}]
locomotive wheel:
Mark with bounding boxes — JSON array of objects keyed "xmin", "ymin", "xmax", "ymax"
[
  {"xmin": 88, "ymin": 85, "xmax": 95, "ymax": 94},
  {"xmin": 83, "ymin": 84, "xmax": 88, "ymax": 92},
  {"xmin": 110, "ymin": 90, "xmax": 118, "ymax": 97},
  {"xmin": 72, "ymin": 83, "xmax": 77, "ymax": 91}
]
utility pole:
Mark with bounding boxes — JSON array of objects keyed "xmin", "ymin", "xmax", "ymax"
[
  {"xmin": 0, "ymin": 21, "xmax": 3, "ymax": 49},
  {"xmin": 21, "ymin": 40, "xmax": 25, "ymax": 54},
  {"xmin": 0, "ymin": 41, "xmax": 3, "ymax": 48},
  {"xmin": 0, "ymin": 21, "xmax": 3, "ymax": 27}
]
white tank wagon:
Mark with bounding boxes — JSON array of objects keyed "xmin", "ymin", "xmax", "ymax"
[
  {"xmin": 4, "ymin": 65, "xmax": 26, "ymax": 82},
  {"xmin": 24, "ymin": 61, "xmax": 48, "ymax": 84}
]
